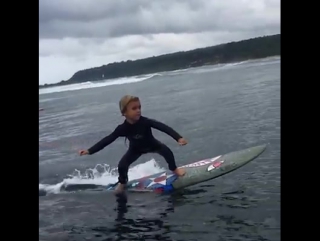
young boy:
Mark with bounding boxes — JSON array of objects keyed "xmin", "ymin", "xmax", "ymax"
[{"xmin": 79, "ymin": 95, "xmax": 187, "ymax": 193}]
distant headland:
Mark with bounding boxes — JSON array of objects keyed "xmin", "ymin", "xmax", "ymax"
[{"xmin": 39, "ymin": 34, "xmax": 280, "ymax": 88}]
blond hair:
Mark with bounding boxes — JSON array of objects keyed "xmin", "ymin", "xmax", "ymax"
[{"xmin": 119, "ymin": 95, "xmax": 140, "ymax": 114}]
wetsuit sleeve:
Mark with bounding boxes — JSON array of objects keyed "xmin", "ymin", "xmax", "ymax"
[
  {"xmin": 88, "ymin": 126, "xmax": 122, "ymax": 155},
  {"xmin": 148, "ymin": 118, "xmax": 182, "ymax": 141}
]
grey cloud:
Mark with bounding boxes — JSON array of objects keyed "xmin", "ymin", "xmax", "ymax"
[
  {"xmin": 39, "ymin": 0, "xmax": 141, "ymax": 23},
  {"xmin": 39, "ymin": 0, "xmax": 279, "ymax": 39}
]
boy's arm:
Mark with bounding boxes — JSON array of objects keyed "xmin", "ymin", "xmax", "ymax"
[
  {"xmin": 148, "ymin": 118, "xmax": 182, "ymax": 141},
  {"xmin": 88, "ymin": 126, "xmax": 122, "ymax": 155}
]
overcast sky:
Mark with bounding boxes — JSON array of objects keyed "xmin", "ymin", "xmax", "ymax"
[{"xmin": 39, "ymin": 0, "xmax": 280, "ymax": 85}]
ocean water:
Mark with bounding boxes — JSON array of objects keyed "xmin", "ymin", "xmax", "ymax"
[{"xmin": 39, "ymin": 57, "xmax": 280, "ymax": 241}]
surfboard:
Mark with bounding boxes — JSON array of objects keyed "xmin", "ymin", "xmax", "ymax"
[{"xmin": 104, "ymin": 144, "xmax": 267, "ymax": 194}]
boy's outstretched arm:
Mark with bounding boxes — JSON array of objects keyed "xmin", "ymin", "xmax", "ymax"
[
  {"xmin": 148, "ymin": 118, "xmax": 182, "ymax": 141},
  {"xmin": 88, "ymin": 127, "xmax": 121, "ymax": 155}
]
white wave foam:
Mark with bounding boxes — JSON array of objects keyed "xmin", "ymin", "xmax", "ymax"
[
  {"xmin": 187, "ymin": 61, "xmax": 251, "ymax": 75},
  {"xmin": 39, "ymin": 73, "xmax": 161, "ymax": 95},
  {"xmin": 186, "ymin": 57, "xmax": 279, "ymax": 75},
  {"xmin": 39, "ymin": 96, "xmax": 66, "ymax": 103},
  {"xmin": 39, "ymin": 56, "xmax": 279, "ymax": 95},
  {"xmin": 39, "ymin": 159, "xmax": 166, "ymax": 195}
]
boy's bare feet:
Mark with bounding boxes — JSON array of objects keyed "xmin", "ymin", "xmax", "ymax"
[
  {"xmin": 173, "ymin": 167, "xmax": 186, "ymax": 177},
  {"xmin": 114, "ymin": 183, "xmax": 126, "ymax": 195}
]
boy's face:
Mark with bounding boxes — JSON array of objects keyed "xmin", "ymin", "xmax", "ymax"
[{"xmin": 124, "ymin": 100, "xmax": 141, "ymax": 121}]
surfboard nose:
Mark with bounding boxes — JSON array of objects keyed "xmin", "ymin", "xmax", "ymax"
[{"xmin": 224, "ymin": 144, "xmax": 267, "ymax": 166}]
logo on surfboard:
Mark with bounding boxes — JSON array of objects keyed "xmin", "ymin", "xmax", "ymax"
[
  {"xmin": 182, "ymin": 156, "xmax": 221, "ymax": 168},
  {"xmin": 207, "ymin": 158, "xmax": 224, "ymax": 171}
]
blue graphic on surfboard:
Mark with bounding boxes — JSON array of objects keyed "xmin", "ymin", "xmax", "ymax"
[{"xmin": 103, "ymin": 144, "xmax": 267, "ymax": 194}]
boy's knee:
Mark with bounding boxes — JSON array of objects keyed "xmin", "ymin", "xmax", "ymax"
[
  {"xmin": 118, "ymin": 157, "xmax": 130, "ymax": 169},
  {"xmin": 157, "ymin": 144, "xmax": 176, "ymax": 171},
  {"xmin": 117, "ymin": 151, "xmax": 141, "ymax": 185}
]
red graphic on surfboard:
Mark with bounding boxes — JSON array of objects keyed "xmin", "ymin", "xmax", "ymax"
[
  {"xmin": 128, "ymin": 172, "xmax": 178, "ymax": 190},
  {"xmin": 207, "ymin": 158, "xmax": 224, "ymax": 171},
  {"xmin": 181, "ymin": 156, "xmax": 221, "ymax": 168}
]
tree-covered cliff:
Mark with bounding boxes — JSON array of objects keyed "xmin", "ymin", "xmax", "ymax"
[{"xmin": 40, "ymin": 34, "xmax": 280, "ymax": 88}]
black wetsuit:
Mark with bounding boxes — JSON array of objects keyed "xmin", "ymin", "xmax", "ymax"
[{"xmin": 88, "ymin": 116, "xmax": 182, "ymax": 184}]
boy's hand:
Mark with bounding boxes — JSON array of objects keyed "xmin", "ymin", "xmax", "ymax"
[
  {"xmin": 79, "ymin": 149, "xmax": 89, "ymax": 156},
  {"xmin": 178, "ymin": 138, "xmax": 188, "ymax": 146}
]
